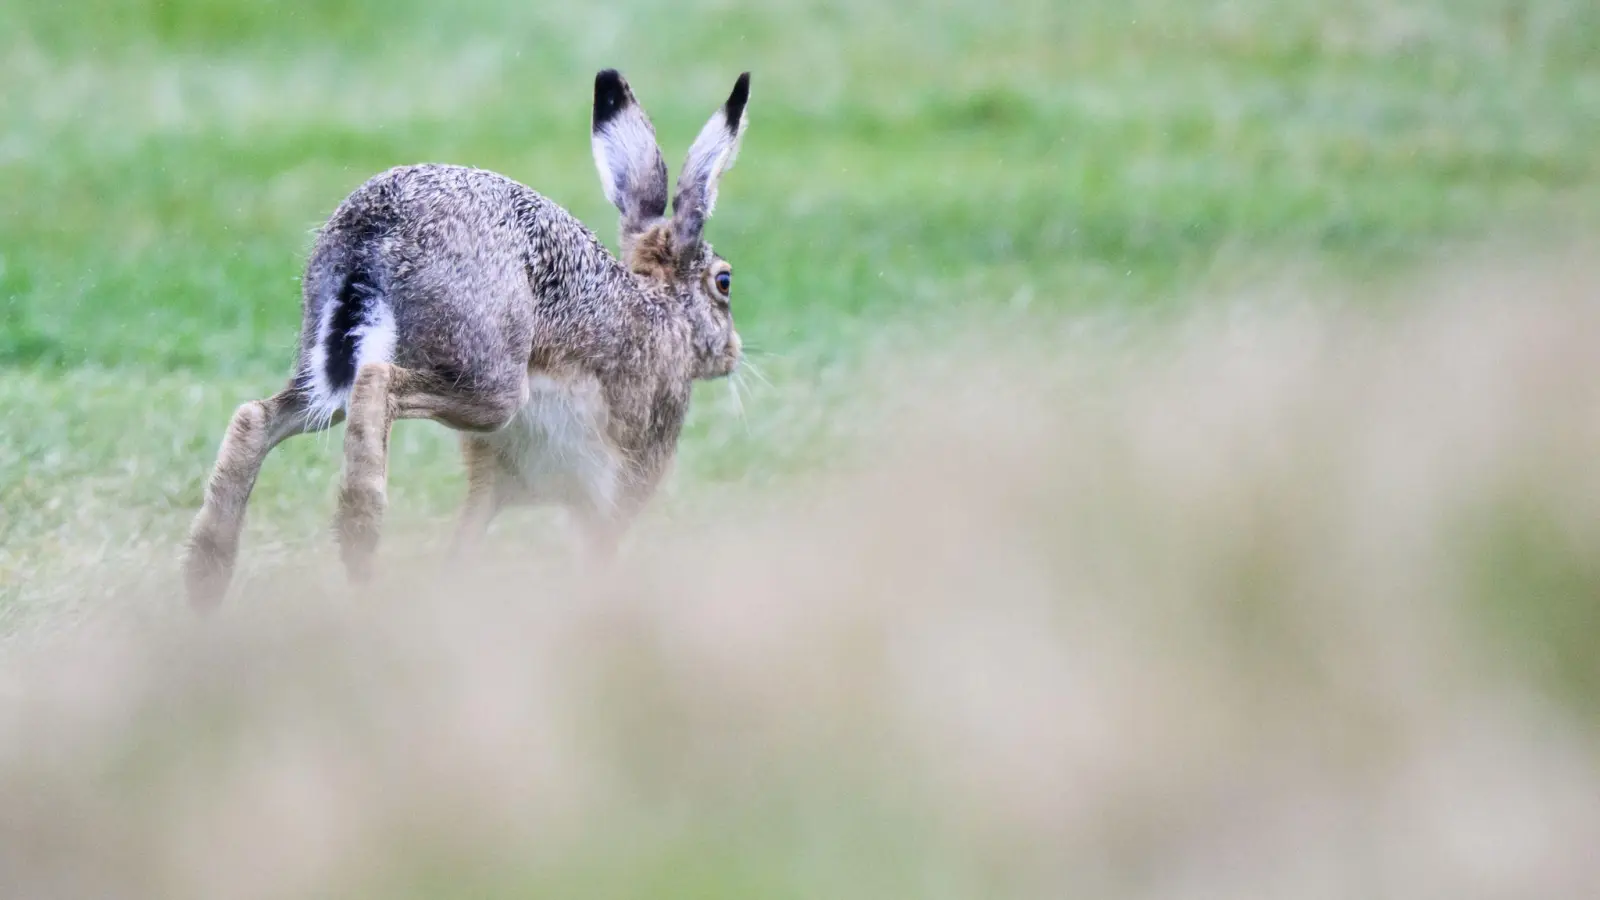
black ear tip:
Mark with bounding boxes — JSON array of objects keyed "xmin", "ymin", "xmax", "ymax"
[
  {"xmin": 593, "ymin": 69, "xmax": 631, "ymax": 128},
  {"xmin": 724, "ymin": 72, "xmax": 751, "ymax": 127}
]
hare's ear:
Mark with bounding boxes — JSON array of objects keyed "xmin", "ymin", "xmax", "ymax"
[
  {"xmin": 592, "ymin": 69, "xmax": 669, "ymax": 237},
  {"xmin": 672, "ymin": 72, "xmax": 750, "ymax": 252}
]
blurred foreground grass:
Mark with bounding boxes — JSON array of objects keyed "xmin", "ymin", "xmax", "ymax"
[{"xmin": 5, "ymin": 254, "xmax": 1600, "ymax": 897}]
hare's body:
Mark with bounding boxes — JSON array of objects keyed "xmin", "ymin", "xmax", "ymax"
[
  {"xmin": 301, "ymin": 163, "xmax": 694, "ymax": 509},
  {"xmin": 184, "ymin": 71, "xmax": 752, "ymax": 607}
]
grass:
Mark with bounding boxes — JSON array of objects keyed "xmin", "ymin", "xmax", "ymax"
[
  {"xmin": 5, "ymin": 0, "xmax": 1597, "ymax": 616},
  {"xmin": 1, "ymin": 2, "xmax": 1595, "ymax": 606}
]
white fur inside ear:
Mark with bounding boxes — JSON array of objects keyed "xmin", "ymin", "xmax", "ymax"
[
  {"xmin": 678, "ymin": 108, "xmax": 748, "ymax": 219},
  {"xmin": 592, "ymin": 111, "xmax": 664, "ymax": 213},
  {"xmin": 704, "ymin": 149, "xmax": 732, "ymax": 217}
]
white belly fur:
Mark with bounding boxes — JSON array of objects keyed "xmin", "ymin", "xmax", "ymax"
[{"xmin": 486, "ymin": 372, "xmax": 620, "ymax": 510}]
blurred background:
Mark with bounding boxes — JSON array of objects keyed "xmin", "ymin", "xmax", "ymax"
[{"xmin": 3, "ymin": 0, "xmax": 1600, "ymax": 897}]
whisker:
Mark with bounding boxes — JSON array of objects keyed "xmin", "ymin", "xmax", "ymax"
[
  {"xmin": 727, "ymin": 373, "xmax": 750, "ymax": 433},
  {"xmin": 740, "ymin": 347, "xmax": 787, "ymax": 365},
  {"xmin": 739, "ymin": 357, "xmax": 774, "ymax": 391}
]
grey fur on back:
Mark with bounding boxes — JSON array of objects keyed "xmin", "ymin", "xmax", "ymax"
[
  {"xmin": 182, "ymin": 70, "xmax": 753, "ymax": 609},
  {"xmin": 297, "ymin": 164, "xmax": 670, "ymax": 426}
]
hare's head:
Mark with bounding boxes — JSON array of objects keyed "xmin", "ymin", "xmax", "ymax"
[{"xmin": 592, "ymin": 69, "xmax": 750, "ymax": 380}]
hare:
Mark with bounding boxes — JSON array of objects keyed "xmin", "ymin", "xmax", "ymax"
[{"xmin": 183, "ymin": 69, "xmax": 752, "ymax": 608}]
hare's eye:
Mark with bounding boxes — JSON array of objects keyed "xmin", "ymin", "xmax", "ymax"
[{"xmin": 715, "ymin": 271, "xmax": 732, "ymax": 295}]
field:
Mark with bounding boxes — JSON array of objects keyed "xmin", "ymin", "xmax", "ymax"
[{"xmin": 4, "ymin": 0, "xmax": 1600, "ymax": 896}]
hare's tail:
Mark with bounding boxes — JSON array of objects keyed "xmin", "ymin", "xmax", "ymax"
[{"xmin": 299, "ymin": 262, "xmax": 396, "ymax": 430}]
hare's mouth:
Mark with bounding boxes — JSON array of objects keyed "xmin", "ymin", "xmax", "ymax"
[
  {"xmin": 701, "ymin": 350, "xmax": 740, "ymax": 380},
  {"xmin": 700, "ymin": 335, "xmax": 742, "ymax": 380}
]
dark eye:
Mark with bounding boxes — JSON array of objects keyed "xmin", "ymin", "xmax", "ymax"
[{"xmin": 715, "ymin": 271, "xmax": 732, "ymax": 295}]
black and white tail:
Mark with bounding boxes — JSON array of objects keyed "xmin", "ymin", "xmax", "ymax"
[{"xmin": 301, "ymin": 264, "xmax": 396, "ymax": 428}]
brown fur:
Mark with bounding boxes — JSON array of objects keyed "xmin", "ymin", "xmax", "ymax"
[{"xmin": 623, "ymin": 222, "xmax": 681, "ymax": 282}]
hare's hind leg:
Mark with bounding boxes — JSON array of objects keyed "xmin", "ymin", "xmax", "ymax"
[
  {"xmin": 185, "ymin": 386, "xmax": 324, "ymax": 609},
  {"xmin": 334, "ymin": 362, "xmax": 520, "ymax": 583}
]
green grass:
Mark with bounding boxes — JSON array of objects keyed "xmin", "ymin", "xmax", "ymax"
[{"xmin": 3, "ymin": 0, "xmax": 1599, "ymax": 616}]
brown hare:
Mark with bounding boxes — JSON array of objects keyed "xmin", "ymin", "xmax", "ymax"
[{"xmin": 184, "ymin": 69, "xmax": 752, "ymax": 608}]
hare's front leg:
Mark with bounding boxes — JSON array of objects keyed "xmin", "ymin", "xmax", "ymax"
[
  {"xmin": 334, "ymin": 362, "xmax": 520, "ymax": 582},
  {"xmin": 450, "ymin": 435, "xmax": 518, "ymax": 558},
  {"xmin": 572, "ymin": 452, "xmax": 673, "ymax": 566}
]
